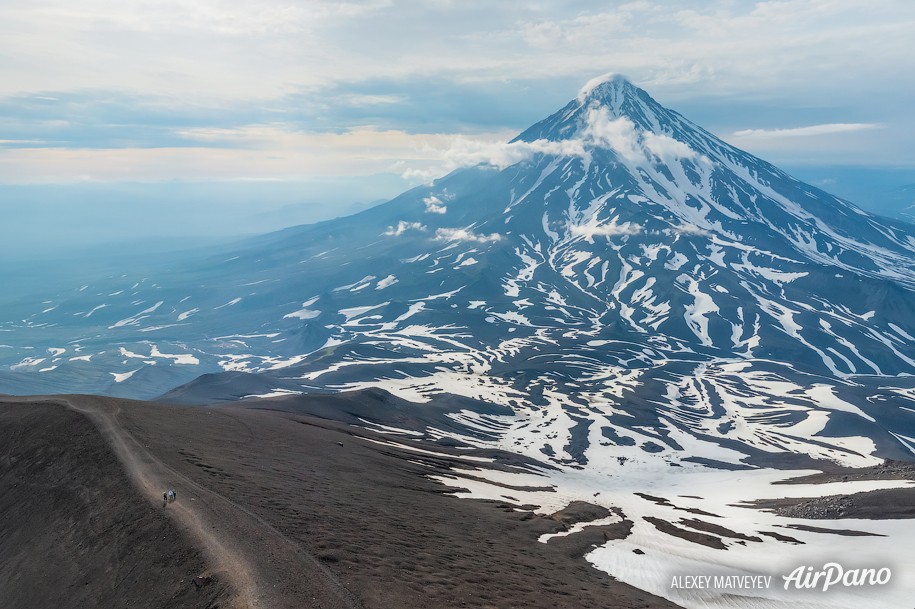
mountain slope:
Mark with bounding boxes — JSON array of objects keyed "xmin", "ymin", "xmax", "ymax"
[
  {"xmin": 0, "ymin": 399, "xmax": 227, "ymax": 608},
  {"xmin": 2, "ymin": 76, "xmax": 915, "ymax": 473}
]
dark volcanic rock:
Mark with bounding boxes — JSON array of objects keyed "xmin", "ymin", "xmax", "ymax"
[
  {"xmin": 750, "ymin": 487, "xmax": 915, "ymax": 520},
  {"xmin": 643, "ymin": 516, "xmax": 727, "ymax": 550},
  {"xmin": 550, "ymin": 501, "xmax": 613, "ymax": 526}
]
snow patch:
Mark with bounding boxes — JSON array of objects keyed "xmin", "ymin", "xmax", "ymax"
[{"xmin": 111, "ymin": 369, "xmax": 139, "ymax": 383}]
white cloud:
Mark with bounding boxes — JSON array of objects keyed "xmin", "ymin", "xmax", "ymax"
[
  {"xmin": 399, "ymin": 133, "xmax": 590, "ymax": 182},
  {"xmin": 384, "ymin": 220, "xmax": 426, "ymax": 236},
  {"xmin": 423, "ymin": 195, "xmax": 447, "ymax": 214},
  {"xmin": 335, "ymin": 93, "xmax": 406, "ymax": 107},
  {"xmin": 726, "ymin": 121, "xmax": 893, "ymax": 160},
  {"xmin": 732, "ymin": 123, "xmax": 884, "ymax": 139},
  {"xmin": 434, "ymin": 136, "xmax": 586, "ymax": 171},
  {"xmin": 668, "ymin": 223, "xmax": 710, "ymax": 237},
  {"xmin": 580, "ymin": 106, "xmax": 702, "ymax": 165},
  {"xmin": 2, "ymin": 1, "xmax": 913, "ymax": 125},
  {"xmin": 0, "ymin": 125, "xmax": 520, "ymax": 182},
  {"xmin": 570, "ymin": 221, "xmax": 642, "ymax": 241},
  {"xmin": 73, "ymin": 0, "xmax": 392, "ymax": 36},
  {"xmin": 4, "ymin": 0, "xmax": 914, "ymax": 103},
  {"xmin": 434, "ymin": 227, "xmax": 501, "ymax": 243},
  {"xmin": 0, "ymin": 0, "xmax": 398, "ymax": 99},
  {"xmin": 400, "ymin": 104, "xmax": 708, "ymax": 180},
  {"xmin": 580, "ymin": 108, "xmax": 643, "ymax": 164},
  {"xmin": 522, "ymin": 12, "xmax": 630, "ymax": 52},
  {"xmin": 2, "ymin": 0, "xmax": 913, "ymax": 183},
  {"xmin": 400, "ymin": 167, "xmax": 440, "ymax": 182},
  {"xmin": 643, "ymin": 131, "xmax": 700, "ymax": 162}
]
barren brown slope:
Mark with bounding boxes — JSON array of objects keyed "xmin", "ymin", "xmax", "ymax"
[
  {"xmin": 2, "ymin": 395, "xmax": 364, "ymax": 609},
  {"xmin": 0, "ymin": 399, "xmax": 226, "ymax": 609},
  {"xmin": 115, "ymin": 397, "xmax": 680, "ymax": 609},
  {"xmin": 1, "ymin": 394, "xmax": 680, "ymax": 609}
]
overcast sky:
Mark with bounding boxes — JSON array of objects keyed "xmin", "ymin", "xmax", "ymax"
[{"xmin": 1, "ymin": 0, "xmax": 914, "ymax": 243}]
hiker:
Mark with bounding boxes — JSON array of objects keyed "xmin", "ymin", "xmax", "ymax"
[{"xmin": 162, "ymin": 491, "xmax": 168, "ymax": 507}]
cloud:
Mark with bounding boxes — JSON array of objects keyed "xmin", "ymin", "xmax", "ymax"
[
  {"xmin": 732, "ymin": 123, "xmax": 885, "ymax": 139},
  {"xmin": 334, "ymin": 93, "xmax": 406, "ymax": 107},
  {"xmin": 522, "ymin": 12, "xmax": 631, "ymax": 52},
  {"xmin": 384, "ymin": 220, "xmax": 426, "ymax": 236},
  {"xmin": 570, "ymin": 221, "xmax": 642, "ymax": 241},
  {"xmin": 643, "ymin": 131, "xmax": 701, "ymax": 162},
  {"xmin": 434, "ymin": 227, "xmax": 501, "ymax": 243},
  {"xmin": 399, "ymin": 133, "xmax": 590, "ymax": 182},
  {"xmin": 0, "ymin": 139, "xmax": 46, "ymax": 146},
  {"xmin": 2, "ymin": 0, "xmax": 914, "ymax": 185},
  {"xmin": 580, "ymin": 108, "xmax": 643, "ymax": 164},
  {"xmin": 5, "ymin": 0, "xmax": 914, "ymax": 104},
  {"xmin": 581, "ymin": 107, "xmax": 705, "ymax": 165},
  {"xmin": 0, "ymin": 124, "xmax": 522, "ymax": 182},
  {"xmin": 726, "ymin": 121, "xmax": 894, "ymax": 161},
  {"xmin": 71, "ymin": 1, "xmax": 393, "ymax": 36},
  {"xmin": 400, "ymin": 167, "xmax": 440, "ymax": 182},
  {"xmin": 399, "ymin": 104, "xmax": 707, "ymax": 181},
  {"xmin": 433, "ymin": 136, "xmax": 586, "ymax": 171},
  {"xmin": 668, "ymin": 223, "xmax": 710, "ymax": 237},
  {"xmin": 423, "ymin": 195, "xmax": 447, "ymax": 214}
]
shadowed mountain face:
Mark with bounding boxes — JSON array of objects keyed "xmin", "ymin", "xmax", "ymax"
[{"xmin": 3, "ymin": 76, "xmax": 915, "ymax": 471}]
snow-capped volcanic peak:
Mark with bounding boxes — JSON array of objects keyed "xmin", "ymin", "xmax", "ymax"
[
  {"xmin": 577, "ymin": 72, "xmax": 631, "ymax": 101},
  {"xmin": 518, "ymin": 74, "xmax": 693, "ymax": 148},
  {"xmin": 508, "ymin": 76, "xmax": 915, "ymax": 289}
]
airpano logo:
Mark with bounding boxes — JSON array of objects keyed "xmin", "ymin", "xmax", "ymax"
[
  {"xmin": 670, "ymin": 563, "xmax": 893, "ymax": 593},
  {"xmin": 782, "ymin": 563, "xmax": 892, "ymax": 592}
]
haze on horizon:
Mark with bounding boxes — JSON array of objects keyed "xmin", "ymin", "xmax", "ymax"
[{"xmin": 2, "ymin": 0, "xmax": 914, "ymax": 257}]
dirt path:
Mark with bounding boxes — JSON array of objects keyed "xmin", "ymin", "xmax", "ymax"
[{"xmin": 2, "ymin": 395, "xmax": 363, "ymax": 609}]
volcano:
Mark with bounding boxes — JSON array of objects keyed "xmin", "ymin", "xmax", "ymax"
[
  {"xmin": 6, "ymin": 74, "xmax": 914, "ymax": 468},
  {"xmin": 4, "ymin": 74, "xmax": 915, "ymax": 609}
]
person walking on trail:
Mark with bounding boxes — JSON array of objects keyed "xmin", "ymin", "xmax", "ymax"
[{"xmin": 163, "ymin": 488, "xmax": 177, "ymax": 506}]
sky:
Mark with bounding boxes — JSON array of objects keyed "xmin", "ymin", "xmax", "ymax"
[{"xmin": 2, "ymin": 0, "xmax": 915, "ymax": 251}]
